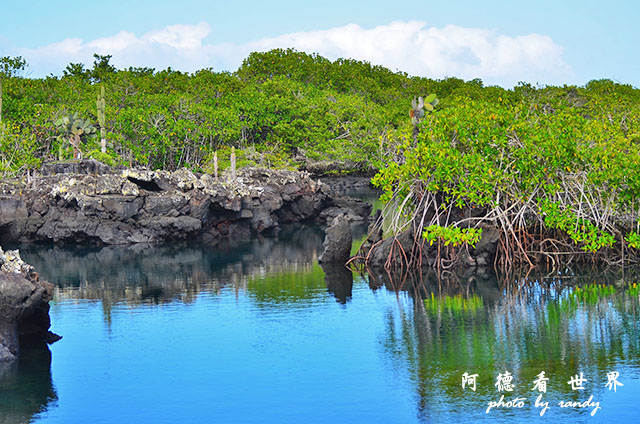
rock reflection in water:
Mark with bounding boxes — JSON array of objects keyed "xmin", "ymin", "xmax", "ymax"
[
  {"xmin": 321, "ymin": 262, "xmax": 353, "ymax": 304},
  {"xmin": 14, "ymin": 223, "xmax": 640, "ymax": 424},
  {"xmin": 0, "ymin": 347, "xmax": 55, "ymax": 424},
  {"xmin": 19, "ymin": 225, "xmax": 329, "ymax": 311},
  {"xmin": 366, "ymin": 267, "xmax": 501, "ymax": 302}
]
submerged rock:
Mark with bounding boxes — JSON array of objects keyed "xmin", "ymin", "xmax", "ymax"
[{"xmin": 0, "ymin": 247, "xmax": 60, "ymax": 361}]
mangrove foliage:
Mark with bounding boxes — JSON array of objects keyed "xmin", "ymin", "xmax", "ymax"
[{"xmin": 2, "ymin": 49, "xmax": 640, "ymax": 268}]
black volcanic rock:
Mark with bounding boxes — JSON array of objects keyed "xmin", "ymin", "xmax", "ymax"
[
  {"xmin": 0, "ymin": 165, "xmax": 371, "ymax": 246},
  {"xmin": 0, "ymin": 247, "xmax": 60, "ymax": 361}
]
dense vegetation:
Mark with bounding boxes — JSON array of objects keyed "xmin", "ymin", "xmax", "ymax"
[
  {"xmin": 0, "ymin": 49, "xmax": 455, "ymax": 175},
  {"xmin": 371, "ymin": 78, "xmax": 640, "ymax": 268},
  {"xmin": 2, "ymin": 49, "xmax": 640, "ymax": 266}
]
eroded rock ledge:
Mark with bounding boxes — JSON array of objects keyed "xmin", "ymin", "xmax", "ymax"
[
  {"xmin": 0, "ymin": 247, "xmax": 60, "ymax": 361},
  {"xmin": 0, "ymin": 161, "xmax": 371, "ymax": 245}
]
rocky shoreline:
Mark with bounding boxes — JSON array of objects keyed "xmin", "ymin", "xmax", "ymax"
[
  {"xmin": 0, "ymin": 161, "xmax": 376, "ymax": 359},
  {"xmin": 0, "ymin": 160, "xmax": 371, "ymax": 246},
  {"xmin": 0, "ymin": 247, "xmax": 60, "ymax": 361}
]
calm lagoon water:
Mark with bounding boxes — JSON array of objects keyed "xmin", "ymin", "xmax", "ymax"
[{"xmin": 4, "ymin": 224, "xmax": 640, "ymax": 423}]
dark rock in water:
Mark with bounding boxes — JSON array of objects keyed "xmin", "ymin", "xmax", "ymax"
[
  {"xmin": 367, "ymin": 228, "xmax": 416, "ymax": 269},
  {"xmin": 0, "ymin": 247, "xmax": 60, "ymax": 361},
  {"xmin": 318, "ymin": 176, "xmax": 374, "ymax": 192},
  {"xmin": 364, "ymin": 223, "xmax": 501, "ymax": 274},
  {"xmin": 474, "ymin": 226, "xmax": 500, "ymax": 256},
  {"xmin": 319, "ymin": 213, "xmax": 352, "ymax": 264},
  {"xmin": 300, "ymin": 160, "xmax": 374, "ymax": 177},
  {"xmin": 318, "ymin": 196, "xmax": 372, "ymax": 223},
  {"xmin": 470, "ymin": 226, "xmax": 501, "ymax": 273},
  {"xmin": 333, "ymin": 197, "xmax": 371, "ymax": 219}
]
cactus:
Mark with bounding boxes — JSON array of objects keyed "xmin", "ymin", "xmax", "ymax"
[
  {"xmin": 96, "ymin": 85, "xmax": 107, "ymax": 153},
  {"xmin": 213, "ymin": 150, "xmax": 218, "ymax": 178},
  {"xmin": 230, "ymin": 147, "xmax": 236, "ymax": 181},
  {"xmin": 410, "ymin": 93, "xmax": 438, "ymax": 143},
  {"xmin": 0, "ymin": 78, "xmax": 3, "ymax": 124},
  {"xmin": 54, "ymin": 112, "xmax": 96, "ymax": 160},
  {"xmin": 58, "ymin": 142, "xmax": 64, "ymax": 161}
]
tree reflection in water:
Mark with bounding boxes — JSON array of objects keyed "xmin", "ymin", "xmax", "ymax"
[
  {"xmin": 14, "ymin": 227, "xmax": 640, "ymax": 422},
  {"xmin": 372, "ymin": 268, "xmax": 640, "ymax": 421}
]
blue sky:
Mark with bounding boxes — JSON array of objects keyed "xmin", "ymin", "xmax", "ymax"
[{"xmin": 2, "ymin": 0, "xmax": 638, "ymax": 88}]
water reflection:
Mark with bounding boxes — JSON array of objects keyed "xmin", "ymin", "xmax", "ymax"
[
  {"xmin": 0, "ymin": 347, "xmax": 56, "ymax": 424},
  {"xmin": 375, "ymin": 269, "xmax": 640, "ymax": 422},
  {"xmin": 11, "ymin": 234, "xmax": 640, "ymax": 423},
  {"xmin": 20, "ymin": 225, "xmax": 328, "ymax": 310},
  {"xmin": 320, "ymin": 262, "xmax": 353, "ymax": 304}
]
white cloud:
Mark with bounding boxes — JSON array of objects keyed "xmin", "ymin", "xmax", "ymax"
[
  {"xmin": 89, "ymin": 31, "xmax": 141, "ymax": 52},
  {"xmin": 20, "ymin": 22, "xmax": 214, "ymax": 75},
  {"xmin": 144, "ymin": 22, "xmax": 210, "ymax": 50},
  {"xmin": 16, "ymin": 21, "xmax": 572, "ymax": 87},
  {"xmin": 247, "ymin": 21, "xmax": 571, "ymax": 86}
]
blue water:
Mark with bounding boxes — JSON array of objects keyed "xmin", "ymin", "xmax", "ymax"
[
  {"xmin": 43, "ymin": 282, "xmax": 419, "ymax": 424},
  {"xmin": 5, "ymin": 226, "xmax": 640, "ymax": 423}
]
